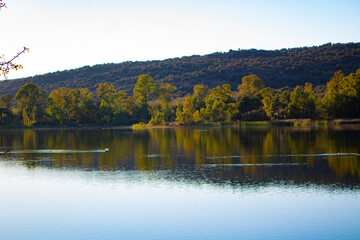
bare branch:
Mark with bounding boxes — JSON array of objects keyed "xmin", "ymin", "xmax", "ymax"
[
  {"xmin": 0, "ymin": 1, "xmax": 29, "ymax": 79},
  {"xmin": 0, "ymin": 0, "xmax": 6, "ymax": 10},
  {"xmin": 1, "ymin": 48, "xmax": 30, "ymax": 79}
]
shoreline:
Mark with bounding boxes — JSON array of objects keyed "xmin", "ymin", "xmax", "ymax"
[
  {"xmin": 3, "ymin": 119, "xmax": 360, "ymax": 131},
  {"xmin": 0, "ymin": 125, "xmax": 133, "ymax": 131}
]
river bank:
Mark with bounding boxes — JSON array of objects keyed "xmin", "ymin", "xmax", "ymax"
[
  {"xmin": 134, "ymin": 119, "xmax": 360, "ymax": 128},
  {"xmin": 2, "ymin": 119, "xmax": 360, "ymax": 131}
]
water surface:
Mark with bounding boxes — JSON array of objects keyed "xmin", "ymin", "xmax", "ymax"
[{"xmin": 1, "ymin": 126, "xmax": 360, "ymax": 239}]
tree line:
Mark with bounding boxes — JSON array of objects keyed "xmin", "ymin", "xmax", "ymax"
[{"xmin": 0, "ymin": 68, "xmax": 360, "ymax": 127}]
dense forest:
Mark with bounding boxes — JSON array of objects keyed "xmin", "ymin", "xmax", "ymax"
[
  {"xmin": 1, "ymin": 67, "xmax": 360, "ymax": 127},
  {"xmin": 0, "ymin": 42, "xmax": 360, "ymax": 98}
]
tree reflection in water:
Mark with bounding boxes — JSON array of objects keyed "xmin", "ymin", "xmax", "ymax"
[{"xmin": 0, "ymin": 126, "xmax": 359, "ymax": 188}]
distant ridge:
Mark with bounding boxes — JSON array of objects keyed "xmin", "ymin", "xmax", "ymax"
[{"xmin": 1, "ymin": 42, "xmax": 360, "ymax": 97}]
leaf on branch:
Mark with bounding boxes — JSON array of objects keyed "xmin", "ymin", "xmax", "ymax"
[{"xmin": 0, "ymin": 47, "xmax": 29, "ymax": 79}]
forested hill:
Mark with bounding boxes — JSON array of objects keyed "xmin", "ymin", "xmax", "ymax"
[{"xmin": 1, "ymin": 42, "xmax": 360, "ymax": 97}]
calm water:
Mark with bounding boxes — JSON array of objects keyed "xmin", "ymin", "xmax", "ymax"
[{"xmin": 1, "ymin": 126, "xmax": 360, "ymax": 239}]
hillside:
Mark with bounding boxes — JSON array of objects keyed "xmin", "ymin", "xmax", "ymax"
[{"xmin": 1, "ymin": 42, "xmax": 360, "ymax": 97}]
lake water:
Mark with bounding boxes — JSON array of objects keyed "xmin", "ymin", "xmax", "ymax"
[{"xmin": 1, "ymin": 126, "xmax": 360, "ymax": 239}]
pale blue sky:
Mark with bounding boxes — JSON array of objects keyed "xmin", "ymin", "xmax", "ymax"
[{"xmin": 1, "ymin": 0, "xmax": 359, "ymax": 79}]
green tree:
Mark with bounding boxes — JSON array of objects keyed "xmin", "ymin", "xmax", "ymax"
[
  {"xmin": 192, "ymin": 84, "xmax": 210, "ymax": 110},
  {"xmin": 175, "ymin": 96, "xmax": 195, "ymax": 125},
  {"xmin": 321, "ymin": 70, "xmax": 345, "ymax": 118},
  {"xmin": 203, "ymin": 84, "xmax": 237, "ymax": 122},
  {"xmin": 15, "ymin": 83, "xmax": 44, "ymax": 126},
  {"xmin": 322, "ymin": 69, "xmax": 360, "ymax": 118},
  {"xmin": 133, "ymin": 74, "xmax": 155, "ymax": 121},
  {"xmin": 47, "ymin": 87, "xmax": 95, "ymax": 125},
  {"xmin": 0, "ymin": 94, "xmax": 13, "ymax": 125},
  {"xmin": 78, "ymin": 88, "xmax": 96, "ymax": 123},
  {"xmin": 113, "ymin": 90, "xmax": 131, "ymax": 124},
  {"xmin": 278, "ymin": 91, "xmax": 290, "ymax": 118},
  {"xmin": 153, "ymin": 83, "xmax": 177, "ymax": 105},
  {"xmin": 238, "ymin": 74, "xmax": 265, "ymax": 96},
  {"xmin": 97, "ymin": 83, "xmax": 118, "ymax": 108},
  {"xmin": 210, "ymin": 99, "xmax": 230, "ymax": 122},
  {"xmin": 96, "ymin": 83, "xmax": 118, "ymax": 123},
  {"xmin": 148, "ymin": 112, "xmax": 165, "ymax": 126},
  {"xmin": 287, "ymin": 83, "xmax": 317, "ymax": 119},
  {"xmin": 148, "ymin": 83, "xmax": 177, "ymax": 125},
  {"xmin": 261, "ymin": 87, "xmax": 276, "ymax": 120},
  {"xmin": 234, "ymin": 94, "xmax": 263, "ymax": 121},
  {"xmin": 96, "ymin": 83, "xmax": 132, "ymax": 124},
  {"xmin": 174, "ymin": 85, "xmax": 211, "ymax": 125},
  {"xmin": 0, "ymin": 94, "xmax": 12, "ymax": 109},
  {"xmin": 133, "ymin": 74, "xmax": 155, "ymax": 105},
  {"xmin": 234, "ymin": 75, "xmax": 265, "ymax": 120}
]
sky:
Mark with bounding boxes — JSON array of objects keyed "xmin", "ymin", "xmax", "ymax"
[{"xmin": 1, "ymin": 0, "xmax": 360, "ymax": 80}]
